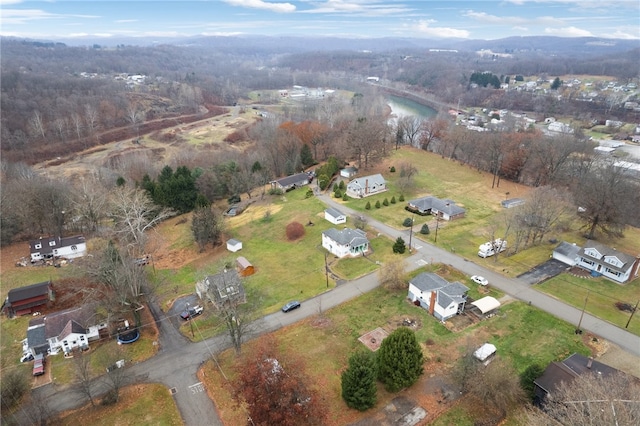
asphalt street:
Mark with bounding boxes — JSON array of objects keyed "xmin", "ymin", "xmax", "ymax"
[{"xmin": 19, "ymin": 192, "xmax": 640, "ymax": 426}]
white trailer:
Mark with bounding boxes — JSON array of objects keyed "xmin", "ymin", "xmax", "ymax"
[{"xmin": 478, "ymin": 239, "xmax": 507, "ymax": 258}]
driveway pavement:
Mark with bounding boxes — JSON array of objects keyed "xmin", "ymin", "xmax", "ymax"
[
  {"xmin": 16, "ymin": 192, "xmax": 640, "ymax": 425},
  {"xmin": 517, "ymin": 258, "xmax": 568, "ymax": 285}
]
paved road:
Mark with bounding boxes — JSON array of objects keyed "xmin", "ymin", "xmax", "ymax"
[{"xmin": 18, "ymin": 193, "xmax": 640, "ymax": 425}]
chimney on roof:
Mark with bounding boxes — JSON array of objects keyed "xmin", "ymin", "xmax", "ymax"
[{"xmin": 587, "ymin": 357, "xmax": 593, "ymax": 369}]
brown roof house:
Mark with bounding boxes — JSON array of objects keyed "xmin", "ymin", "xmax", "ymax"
[
  {"xmin": 3, "ymin": 281, "xmax": 54, "ymax": 317},
  {"xmin": 196, "ymin": 269, "xmax": 247, "ymax": 308}
]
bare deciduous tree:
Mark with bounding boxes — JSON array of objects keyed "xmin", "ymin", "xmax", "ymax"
[
  {"xmin": 73, "ymin": 350, "xmax": 96, "ymax": 407},
  {"xmin": 378, "ymin": 258, "xmax": 407, "ymax": 290}
]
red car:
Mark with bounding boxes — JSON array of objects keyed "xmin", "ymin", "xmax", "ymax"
[{"xmin": 32, "ymin": 354, "xmax": 45, "ymax": 376}]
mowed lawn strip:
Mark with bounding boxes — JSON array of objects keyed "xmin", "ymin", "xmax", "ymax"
[
  {"xmin": 202, "ymin": 285, "xmax": 589, "ymax": 425},
  {"xmin": 56, "ymin": 383, "xmax": 182, "ymax": 426},
  {"xmin": 537, "ymin": 273, "xmax": 640, "ymax": 336}
]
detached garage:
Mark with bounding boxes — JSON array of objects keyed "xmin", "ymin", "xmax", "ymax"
[{"xmin": 236, "ymin": 256, "xmax": 254, "ymax": 277}]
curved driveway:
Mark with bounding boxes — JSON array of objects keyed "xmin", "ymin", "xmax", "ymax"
[{"xmin": 25, "ymin": 192, "xmax": 640, "ymax": 426}]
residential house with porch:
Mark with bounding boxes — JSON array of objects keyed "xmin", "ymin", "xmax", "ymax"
[
  {"xmin": 407, "ymin": 196, "xmax": 466, "ymax": 221},
  {"xmin": 575, "ymin": 241, "xmax": 639, "ymax": 284},
  {"xmin": 322, "ymin": 228, "xmax": 369, "ymax": 258},
  {"xmin": 408, "ymin": 273, "xmax": 469, "ymax": 321},
  {"xmin": 25, "ymin": 304, "xmax": 108, "ymax": 356},
  {"xmin": 346, "ymin": 174, "xmax": 387, "ymax": 198}
]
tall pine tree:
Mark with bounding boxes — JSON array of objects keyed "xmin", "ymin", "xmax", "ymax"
[
  {"xmin": 377, "ymin": 327, "xmax": 424, "ymax": 392},
  {"xmin": 341, "ymin": 351, "xmax": 377, "ymax": 411}
]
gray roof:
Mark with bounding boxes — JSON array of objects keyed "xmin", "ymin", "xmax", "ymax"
[
  {"xmin": 410, "ymin": 272, "xmax": 450, "ymax": 292},
  {"xmin": 348, "ymin": 174, "xmax": 386, "ymax": 190},
  {"xmin": 554, "ymin": 241, "xmax": 581, "ymax": 259},
  {"xmin": 325, "ymin": 207, "xmax": 345, "ymax": 219},
  {"xmin": 26, "ymin": 324, "xmax": 48, "ymax": 352},
  {"xmin": 202, "ymin": 270, "xmax": 245, "ymax": 305},
  {"xmin": 273, "ymin": 172, "xmax": 309, "ymax": 188},
  {"xmin": 408, "ymin": 196, "xmax": 466, "ymax": 216},
  {"xmin": 534, "ymin": 353, "xmax": 620, "ymax": 396},
  {"xmin": 322, "ymin": 228, "xmax": 368, "ymax": 246},
  {"xmin": 227, "ymin": 239, "xmax": 241, "ymax": 246},
  {"xmin": 28, "ymin": 304, "xmax": 98, "ymax": 341},
  {"xmin": 579, "ymin": 240, "xmax": 637, "ymax": 273}
]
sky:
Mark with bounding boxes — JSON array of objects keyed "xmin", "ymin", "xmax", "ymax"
[{"xmin": 1, "ymin": 0, "xmax": 639, "ymax": 42}]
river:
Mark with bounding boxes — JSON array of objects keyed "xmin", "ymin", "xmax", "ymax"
[{"xmin": 387, "ymin": 95, "xmax": 438, "ymax": 122}]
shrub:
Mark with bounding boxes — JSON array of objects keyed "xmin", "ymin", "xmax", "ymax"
[
  {"xmin": 268, "ymin": 188, "xmax": 284, "ymax": 196},
  {"xmin": 390, "ymin": 166, "xmax": 396, "ymax": 172},
  {"xmin": 403, "ymin": 218, "xmax": 413, "ymax": 227},
  {"xmin": 342, "ymin": 193, "xmax": 348, "ymax": 201},
  {"xmin": 399, "ymin": 194, "xmax": 405, "ymax": 202},
  {"xmin": 339, "ymin": 180, "xmax": 346, "ymax": 190},
  {"xmin": 392, "ymin": 237, "xmax": 406, "ymax": 254},
  {"xmin": 286, "ymin": 222, "xmax": 305, "ymax": 241},
  {"xmin": 365, "ymin": 201, "xmax": 371, "ymax": 210},
  {"xmin": 375, "ymin": 200, "xmax": 381, "ymax": 209},
  {"xmin": 305, "ymin": 189, "xmax": 314, "ymax": 198},
  {"xmin": 420, "ymin": 224, "xmax": 430, "ymax": 235},
  {"xmin": 1, "ymin": 369, "xmax": 28, "ymax": 410},
  {"xmin": 390, "ymin": 196, "xmax": 396, "ymax": 204},
  {"xmin": 382, "ymin": 198, "xmax": 389, "ymax": 206},
  {"xmin": 334, "ymin": 189, "xmax": 342, "ymax": 198},
  {"xmin": 228, "ymin": 194, "xmax": 241, "ymax": 204}
]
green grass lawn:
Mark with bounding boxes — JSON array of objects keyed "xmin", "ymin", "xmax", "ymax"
[{"xmin": 537, "ymin": 273, "xmax": 640, "ymax": 336}]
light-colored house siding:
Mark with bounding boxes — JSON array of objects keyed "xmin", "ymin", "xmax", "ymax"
[
  {"xmin": 346, "ymin": 174, "xmax": 387, "ymax": 198},
  {"xmin": 322, "ymin": 228, "xmax": 369, "ymax": 258}
]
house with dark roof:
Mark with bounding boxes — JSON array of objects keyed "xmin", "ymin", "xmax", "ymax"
[
  {"xmin": 196, "ymin": 269, "xmax": 247, "ymax": 308},
  {"xmin": 25, "ymin": 304, "xmax": 107, "ymax": 356},
  {"xmin": 270, "ymin": 172, "xmax": 312, "ymax": 191},
  {"xmin": 552, "ymin": 241, "xmax": 582, "ymax": 266},
  {"xmin": 407, "ymin": 196, "xmax": 466, "ymax": 221},
  {"xmin": 29, "ymin": 235, "xmax": 87, "ymax": 262},
  {"xmin": 533, "ymin": 353, "xmax": 621, "ymax": 406},
  {"xmin": 322, "ymin": 228, "xmax": 369, "ymax": 258},
  {"xmin": 2, "ymin": 281, "xmax": 54, "ymax": 317},
  {"xmin": 575, "ymin": 240, "xmax": 640, "ymax": 284},
  {"xmin": 408, "ymin": 273, "xmax": 469, "ymax": 321},
  {"xmin": 346, "ymin": 174, "xmax": 387, "ymax": 198}
]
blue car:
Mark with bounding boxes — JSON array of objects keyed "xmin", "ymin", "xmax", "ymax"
[{"xmin": 282, "ymin": 301, "xmax": 301, "ymax": 313}]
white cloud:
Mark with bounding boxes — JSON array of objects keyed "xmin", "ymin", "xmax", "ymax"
[
  {"xmin": 414, "ymin": 20, "xmax": 469, "ymax": 38},
  {"xmin": 0, "ymin": 8, "xmax": 99, "ymax": 24},
  {"xmin": 601, "ymin": 29, "xmax": 640, "ymax": 40},
  {"xmin": 224, "ymin": 0, "xmax": 296, "ymax": 13},
  {"xmin": 544, "ymin": 26, "xmax": 593, "ymax": 37},
  {"xmin": 464, "ymin": 10, "xmax": 564, "ymax": 26},
  {"xmin": 115, "ymin": 19, "xmax": 138, "ymax": 24},
  {"xmin": 0, "ymin": 0, "xmax": 24, "ymax": 5},
  {"xmin": 512, "ymin": 26, "xmax": 529, "ymax": 32},
  {"xmin": 301, "ymin": 0, "xmax": 413, "ymax": 16}
]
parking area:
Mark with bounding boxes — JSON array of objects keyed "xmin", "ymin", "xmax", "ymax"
[
  {"xmin": 517, "ymin": 258, "xmax": 568, "ymax": 285},
  {"xmin": 167, "ymin": 294, "xmax": 200, "ymax": 329}
]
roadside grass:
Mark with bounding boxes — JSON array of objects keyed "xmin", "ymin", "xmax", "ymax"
[
  {"xmin": 330, "ymin": 235, "xmax": 401, "ymax": 280},
  {"xmin": 56, "ymin": 383, "xmax": 182, "ymax": 425},
  {"xmin": 537, "ymin": 273, "xmax": 640, "ymax": 336},
  {"xmin": 201, "ymin": 285, "xmax": 590, "ymax": 425},
  {"xmin": 0, "ymin": 315, "xmax": 31, "ymax": 369}
]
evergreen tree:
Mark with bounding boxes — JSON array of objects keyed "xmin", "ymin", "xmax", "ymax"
[
  {"xmin": 375, "ymin": 200, "xmax": 381, "ymax": 209},
  {"xmin": 377, "ymin": 327, "xmax": 424, "ymax": 392},
  {"xmin": 116, "ymin": 176, "xmax": 126, "ymax": 187},
  {"xmin": 191, "ymin": 205, "xmax": 224, "ymax": 252},
  {"xmin": 420, "ymin": 224, "xmax": 430, "ymax": 235},
  {"xmin": 382, "ymin": 198, "xmax": 389, "ymax": 206},
  {"xmin": 365, "ymin": 201, "xmax": 371, "ymax": 210},
  {"xmin": 300, "ymin": 144, "xmax": 314, "ymax": 167},
  {"xmin": 399, "ymin": 194, "xmax": 405, "ymax": 202},
  {"xmin": 392, "ymin": 237, "xmax": 406, "ymax": 254},
  {"xmin": 341, "ymin": 351, "xmax": 377, "ymax": 411},
  {"xmin": 390, "ymin": 196, "xmax": 396, "ymax": 204},
  {"xmin": 342, "ymin": 193, "xmax": 348, "ymax": 201},
  {"xmin": 339, "ymin": 180, "xmax": 345, "ymax": 190},
  {"xmin": 551, "ymin": 77, "xmax": 562, "ymax": 90}
]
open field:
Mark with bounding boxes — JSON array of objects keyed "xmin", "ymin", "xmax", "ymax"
[
  {"xmin": 56, "ymin": 383, "xmax": 181, "ymax": 425},
  {"xmin": 201, "ymin": 285, "xmax": 592, "ymax": 425}
]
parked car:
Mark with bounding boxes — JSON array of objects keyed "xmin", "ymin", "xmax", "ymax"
[
  {"xmin": 471, "ymin": 275, "xmax": 489, "ymax": 286},
  {"xmin": 282, "ymin": 301, "xmax": 301, "ymax": 313},
  {"xmin": 180, "ymin": 305, "xmax": 204, "ymax": 320},
  {"xmin": 32, "ymin": 353, "xmax": 45, "ymax": 376}
]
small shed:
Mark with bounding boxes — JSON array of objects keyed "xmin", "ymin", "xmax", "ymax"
[
  {"xmin": 340, "ymin": 166, "xmax": 358, "ymax": 178},
  {"xmin": 227, "ymin": 239, "xmax": 243, "ymax": 253},
  {"xmin": 501, "ymin": 198, "xmax": 525, "ymax": 209},
  {"xmin": 236, "ymin": 256, "xmax": 254, "ymax": 277},
  {"xmin": 325, "ymin": 207, "xmax": 347, "ymax": 225},
  {"xmin": 473, "ymin": 343, "xmax": 497, "ymax": 365},
  {"xmin": 470, "ymin": 296, "xmax": 501, "ymax": 315}
]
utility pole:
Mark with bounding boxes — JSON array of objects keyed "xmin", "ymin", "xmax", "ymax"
[
  {"xmin": 324, "ymin": 252, "xmax": 329, "ymax": 288},
  {"xmin": 625, "ymin": 299, "xmax": 639, "ymax": 329},
  {"xmin": 576, "ymin": 291, "xmax": 589, "ymax": 334},
  {"xmin": 186, "ymin": 302, "xmax": 194, "ymax": 338},
  {"xmin": 434, "ymin": 213, "xmax": 440, "ymax": 244},
  {"xmin": 408, "ymin": 213, "xmax": 414, "ymax": 252}
]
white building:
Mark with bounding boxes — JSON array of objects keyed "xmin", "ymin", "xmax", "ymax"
[
  {"xmin": 29, "ymin": 235, "xmax": 87, "ymax": 262},
  {"xmin": 324, "ymin": 207, "xmax": 347, "ymax": 225},
  {"xmin": 322, "ymin": 228, "xmax": 369, "ymax": 258}
]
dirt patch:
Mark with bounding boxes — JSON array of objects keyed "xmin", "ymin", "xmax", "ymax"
[{"xmin": 358, "ymin": 327, "xmax": 390, "ymax": 352}]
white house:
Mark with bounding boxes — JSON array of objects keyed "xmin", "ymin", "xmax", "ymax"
[
  {"xmin": 322, "ymin": 228, "xmax": 369, "ymax": 258},
  {"xmin": 407, "ymin": 273, "xmax": 469, "ymax": 321},
  {"xmin": 552, "ymin": 241, "xmax": 581, "ymax": 266},
  {"xmin": 29, "ymin": 235, "xmax": 87, "ymax": 262},
  {"xmin": 25, "ymin": 305, "xmax": 107, "ymax": 356},
  {"xmin": 548, "ymin": 121, "xmax": 574, "ymax": 134},
  {"xmin": 346, "ymin": 174, "xmax": 387, "ymax": 198},
  {"xmin": 226, "ymin": 239, "xmax": 243, "ymax": 253},
  {"xmin": 324, "ymin": 207, "xmax": 347, "ymax": 225},
  {"xmin": 575, "ymin": 241, "xmax": 640, "ymax": 284}
]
